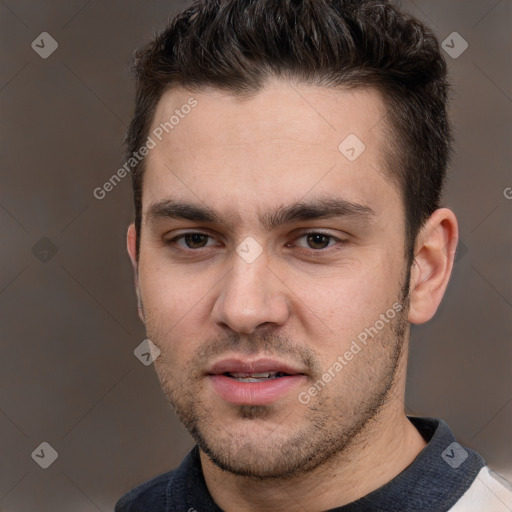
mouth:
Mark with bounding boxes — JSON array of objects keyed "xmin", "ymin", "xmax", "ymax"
[
  {"xmin": 206, "ymin": 357, "xmax": 308, "ymax": 405},
  {"xmin": 206, "ymin": 357, "xmax": 307, "ymax": 376},
  {"xmin": 222, "ymin": 371, "xmax": 292, "ymax": 382}
]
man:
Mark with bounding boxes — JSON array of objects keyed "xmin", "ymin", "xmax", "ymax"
[{"xmin": 116, "ymin": 0, "xmax": 512, "ymax": 510}]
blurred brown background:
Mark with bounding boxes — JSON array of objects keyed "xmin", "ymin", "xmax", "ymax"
[{"xmin": 0, "ymin": 1, "xmax": 510, "ymax": 510}]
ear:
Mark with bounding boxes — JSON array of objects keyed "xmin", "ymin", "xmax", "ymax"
[
  {"xmin": 408, "ymin": 208, "xmax": 459, "ymax": 324},
  {"xmin": 127, "ymin": 224, "xmax": 145, "ymax": 322}
]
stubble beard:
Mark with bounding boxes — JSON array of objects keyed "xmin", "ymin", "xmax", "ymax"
[{"xmin": 150, "ymin": 292, "xmax": 410, "ymax": 480}]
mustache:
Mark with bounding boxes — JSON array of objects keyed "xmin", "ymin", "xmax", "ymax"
[{"xmin": 190, "ymin": 331, "xmax": 322, "ymax": 376}]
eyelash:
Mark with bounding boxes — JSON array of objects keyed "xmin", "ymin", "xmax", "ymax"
[{"xmin": 165, "ymin": 231, "xmax": 348, "ymax": 253}]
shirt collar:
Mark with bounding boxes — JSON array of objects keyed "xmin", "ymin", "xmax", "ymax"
[{"xmin": 166, "ymin": 417, "xmax": 485, "ymax": 512}]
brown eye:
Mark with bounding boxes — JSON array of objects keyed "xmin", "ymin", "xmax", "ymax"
[
  {"xmin": 306, "ymin": 233, "xmax": 332, "ymax": 249},
  {"xmin": 183, "ymin": 233, "xmax": 210, "ymax": 248}
]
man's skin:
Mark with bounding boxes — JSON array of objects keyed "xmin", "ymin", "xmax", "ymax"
[{"xmin": 127, "ymin": 79, "xmax": 458, "ymax": 512}]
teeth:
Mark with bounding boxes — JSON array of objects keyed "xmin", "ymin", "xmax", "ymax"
[
  {"xmin": 230, "ymin": 372, "xmax": 276, "ymax": 378},
  {"xmin": 226, "ymin": 371, "xmax": 290, "ymax": 381}
]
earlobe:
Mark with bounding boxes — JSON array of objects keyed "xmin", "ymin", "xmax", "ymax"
[
  {"xmin": 127, "ymin": 223, "xmax": 138, "ymax": 270},
  {"xmin": 407, "ymin": 208, "xmax": 458, "ymax": 325}
]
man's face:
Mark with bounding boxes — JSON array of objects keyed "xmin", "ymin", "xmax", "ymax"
[{"xmin": 131, "ymin": 80, "xmax": 411, "ymax": 478}]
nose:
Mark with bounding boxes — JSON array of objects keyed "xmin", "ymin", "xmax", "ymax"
[{"xmin": 212, "ymin": 252, "xmax": 290, "ymax": 334}]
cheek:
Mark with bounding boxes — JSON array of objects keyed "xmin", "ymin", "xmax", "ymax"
[
  {"xmin": 137, "ymin": 259, "xmax": 215, "ymax": 355},
  {"xmin": 139, "ymin": 255, "xmax": 209, "ymax": 317},
  {"xmin": 288, "ymin": 251, "xmax": 404, "ymax": 351}
]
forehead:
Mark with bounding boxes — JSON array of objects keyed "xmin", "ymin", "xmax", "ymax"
[{"xmin": 142, "ymin": 80, "xmax": 400, "ymax": 222}]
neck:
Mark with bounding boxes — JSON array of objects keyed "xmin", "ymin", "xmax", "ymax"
[{"xmin": 200, "ymin": 401, "xmax": 427, "ymax": 512}]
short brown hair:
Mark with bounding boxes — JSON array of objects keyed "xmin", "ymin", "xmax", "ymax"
[{"xmin": 126, "ymin": 0, "xmax": 451, "ymax": 260}]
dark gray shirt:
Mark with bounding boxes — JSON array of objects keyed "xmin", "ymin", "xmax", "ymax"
[{"xmin": 115, "ymin": 417, "xmax": 487, "ymax": 512}]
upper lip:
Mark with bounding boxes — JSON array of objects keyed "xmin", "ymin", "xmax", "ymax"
[{"xmin": 206, "ymin": 357, "xmax": 307, "ymax": 375}]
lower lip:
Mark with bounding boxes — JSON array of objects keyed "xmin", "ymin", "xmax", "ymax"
[{"xmin": 208, "ymin": 374, "xmax": 307, "ymax": 405}]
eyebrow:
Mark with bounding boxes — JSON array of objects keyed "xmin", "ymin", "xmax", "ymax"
[
  {"xmin": 260, "ymin": 198, "xmax": 375, "ymax": 230},
  {"xmin": 145, "ymin": 197, "xmax": 375, "ymax": 230},
  {"xmin": 146, "ymin": 200, "xmax": 222, "ymax": 225}
]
